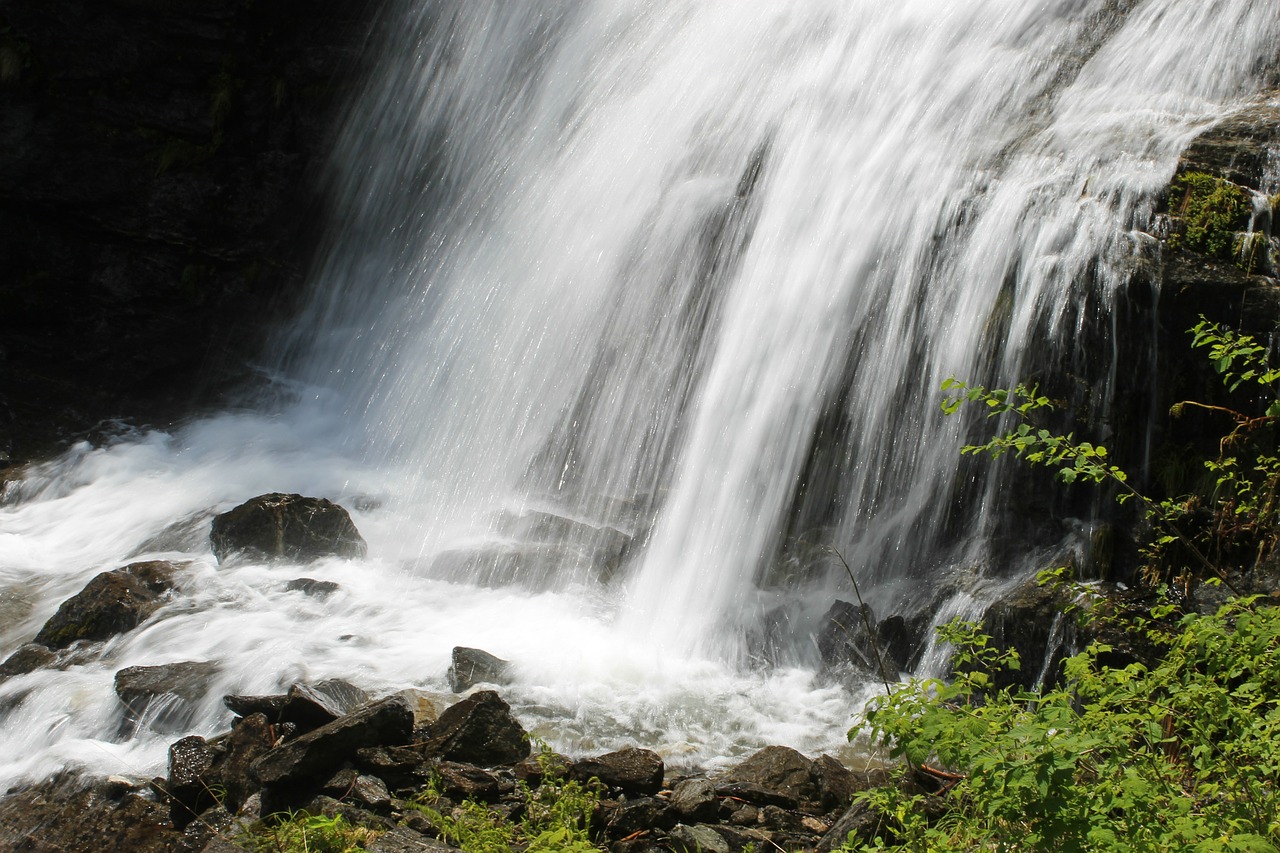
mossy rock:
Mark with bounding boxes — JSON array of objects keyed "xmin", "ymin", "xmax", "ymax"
[{"xmin": 1167, "ymin": 171, "xmax": 1251, "ymax": 260}]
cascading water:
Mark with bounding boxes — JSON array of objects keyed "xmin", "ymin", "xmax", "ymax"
[{"xmin": 1, "ymin": 0, "xmax": 1277, "ymax": 792}]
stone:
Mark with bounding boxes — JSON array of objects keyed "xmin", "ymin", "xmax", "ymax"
[
  {"xmin": 447, "ymin": 646, "xmax": 511, "ymax": 693},
  {"xmin": 218, "ymin": 713, "xmax": 278, "ymax": 811},
  {"xmin": 224, "ymin": 693, "xmax": 287, "ymax": 720},
  {"xmin": 669, "ymin": 777, "xmax": 720, "ymax": 822},
  {"xmin": 366, "ymin": 826, "xmax": 457, "ymax": 852},
  {"xmin": 282, "ymin": 679, "xmax": 371, "ymax": 730},
  {"xmin": 114, "ymin": 660, "xmax": 221, "ymax": 735},
  {"xmin": 251, "ymin": 693, "xmax": 416, "ymax": 787},
  {"xmin": 816, "ymin": 801, "xmax": 884, "ymax": 852},
  {"xmin": 0, "ymin": 642, "xmax": 56, "ymax": 679},
  {"xmin": 605, "ymin": 797, "xmax": 676, "ymax": 838},
  {"xmin": 433, "ymin": 761, "xmax": 509, "ymax": 802},
  {"xmin": 980, "ymin": 574, "xmax": 1074, "ymax": 690},
  {"xmin": 572, "ymin": 746, "xmax": 664, "ymax": 796},
  {"xmin": 814, "ymin": 600, "xmax": 900, "ymax": 682},
  {"xmin": 210, "ymin": 493, "xmax": 366, "ymax": 564},
  {"xmin": 513, "ymin": 750, "xmax": 572, "ymax": 786},
  {"xmin": 713, "ymin": 781, "xmax": 797, "ymax": 811},
  {"xmin": 810, "ymin": 754, "xmax": 859, "ymax": 812},
  {"xmin": 669, "ymin": 823, "xmax": 730, "ymax": 853},
  {"xmin": 32, "ymin": 561, "xmax": 178, "ymax": 649},
  {"xmin": 354, "ymin": 745, "xmax": 432, "ymax": 790},
  {"xmin": 166, "ymin": 735, "xmax": 221, "ymax": 825},
  {"xmin": 425, "ymin": 690, "xmax": 530, "ymax": 767},
  {"xmin": 720, "ymin": 746, "xmax": 816, "ymax": 808},
  {"xmin": 286, "ymin": 577, "xmax": 341, "ymax": 597}
]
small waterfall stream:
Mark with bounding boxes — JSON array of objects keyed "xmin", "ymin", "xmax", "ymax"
[{"xmin": 1, "ymin": 0, "xmax": 1277, "ymax": 791}]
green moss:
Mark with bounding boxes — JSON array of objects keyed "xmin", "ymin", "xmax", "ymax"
[
  {"xmin": 1167, "ymin": 171, "xmax": 1251, "ymax": 260},
  {"xmin": 1233, "ymin": 230, "xmax": 1269, "ymax": 275}
]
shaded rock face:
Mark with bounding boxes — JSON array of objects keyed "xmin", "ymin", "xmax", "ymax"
[
  {"xmin": 425, "ymin": 689, "xmax": 530, "ymax": 767},
  {"xmin": 447, "ymin": 646, "xmax": 510, "ymax": 693},
  {"xmin": 572, "ymin": 746, "xmax": 664, "ymax": 796},
  {"xmin": 0, "ymin": 0, "xmax": 375, "ymax": 465},
  {"xmin": 210, "ymin": 493, "xmax": 366, "ymax": 564},
  {"xmin": 32, "ymin": 561, "xmax": 178, "ymax": 649},
  {"xmin": 114, "ymin": 659, "xmax": 221, "ymax": 735}
]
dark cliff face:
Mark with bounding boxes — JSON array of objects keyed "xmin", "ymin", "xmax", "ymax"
[{"xmin": 0, "ymin": 0, "xmax": 375, "ymax": 465}]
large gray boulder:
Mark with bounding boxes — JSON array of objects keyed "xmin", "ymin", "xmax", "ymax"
[
  {"xmin": 425, "ymin": 690, "xmax": 530, "ymax": 767},
  {"xmin": 210, "ymin": 493, "xmax": 366, "ymax": 564}
]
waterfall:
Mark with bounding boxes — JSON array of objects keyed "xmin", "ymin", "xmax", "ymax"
[{"xmin": 1, "ymin": 0, "xmax": 1278, "ymax": 789}]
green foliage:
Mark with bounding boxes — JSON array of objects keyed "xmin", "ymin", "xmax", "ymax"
[
  {"xmin": 239, "ymin": 811, "xmax": 378, "ymax": 853},
  {"xmin": 1168, "ymin": 172, "xmax": 1251, "ymax": 261},
  {"xmin": 410, "ymin": 748, "xmax": 603, "ymax": 853},
  {"xmin": 845, "ymin": 600, "xmax": 1280, "ymax": 852}
]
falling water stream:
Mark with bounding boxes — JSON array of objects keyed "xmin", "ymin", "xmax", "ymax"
[{"xmin": 1, "ymin": 0, "xmax": 1278, "ymax": 791}]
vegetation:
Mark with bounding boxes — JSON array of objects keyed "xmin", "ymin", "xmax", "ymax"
[
  {"xmin": 839, "ymin": 319, "xmax": 1280, "ymax": 851},
  {"xmin": 238, "ymin": 810, "xmax": 377, "ymax": 853},
  {"xmin": 1168, "ymin": 171, "xmax": 1252, "ymax": 262},
  {"xmin": 409, "ymin": 748, "xmax": 603, "ymax": 853}
]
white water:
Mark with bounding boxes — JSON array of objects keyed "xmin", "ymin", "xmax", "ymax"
[{"xmin": 2, "ymin": 0, "xmax": 1278, "ymax": 791}]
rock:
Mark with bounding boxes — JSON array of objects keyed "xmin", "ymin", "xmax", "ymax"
[
  {"xmin": 32, "ymin": 561, "xmax": 178, "ymax": 649},
  {"xmin": 425, "ymin": 690, "xmax": 530, "ymax": 767},
  {"xmin": 224, "ymin": 693, "xmax": 288, "ymax": 720},
  {"xmin": 286, "ymin": 577, "xmax": 341, "ymax": 597},
  {"xmin": 282, "ymin": 679, "xmax": 371, "ymax": 730},
  {"xmin": 166, "ymin": 735, "xmax": 221, "ymax": 825},
  {"xmin": 114, "ymin": 660, "xmax": 221, "ymax": 735},
  {"xmin": 712, "ymin": 781, "xmax": 798, "ymax": 810},
  {"xmin": 323, "ymin": 768, "xmax": 392, "ymax": 810},
  {"xmin": 669, "ymin": 777, "xmax": 720, "ymax": 823},
  {"xmin": 720, "ymin": 746, "xmax": 816, "ymax": 808},
  {"xmin": 251, "ymin": 693, "xmax": 416, "ymax": 787},
  {"xmin": 816, "ymin": 801, "xmax": 885, "ymax": 852},
  {"xmin": 606, "ymin": 797, "xmax": 677, "ymax": 838},
  {"xmin": 572, "ymin": 746, "xmax": 664, "ymax": 796},
  {"xmin": 0, "ymin": 642, "xmax": 57, "ymax": 679},
  {"xmin": 210, "ymin": 493, "xmax": 366, "ymax": 564},
  {"xmin": 218, "ymin": 712, "xmax": 278, "ymax": 811},
  {"xmin": 810, "ymin": 754, "xmax": 859, "ymax": 812},
  {"xmin": 815, "ymin": 600, "xmax": 900, "ymax": 682},
  {"xmin": 513, "ymin": 751, "xmax": 572, "ymax": 786},
  {"xmin": 669, "ymin": 823, "xmax": 731, "ymax": 853},
  {"xmin": 367, "ymin": 826, "xmax": 457, "ymax": 852},
  {"xmin": 447, "ymin": 646, "xmax": 511, "ymax": 693},
  {"xmin": 433, "ymin": 761, "xmax": 510, "ymax": 802},
  {"xmin": 0, "ymin": 774, "xmax": 213, "ymax": 852},
  {"xmin": 980, "ymin": 574, "xmax": 1074, "ymax": 690},
  {"xmin": 354, "ymin": 745, "xmax": 433, "ymax": 790}
]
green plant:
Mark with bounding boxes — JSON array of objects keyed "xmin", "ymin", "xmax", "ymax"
[
  {"xmin": 409, "ymin": 747, "xmax": 603, "ymax": 853},
  {"xmin": 239, "ymin": 810, "xmax": 378, "ymax": 853},
  {"xmin": 1168, "ymin": 172, "xmax": 1251, "ymax": 261},
  {"xmin": 845, "ymin": 600, "xmax": 1280, "ymax": 852}
]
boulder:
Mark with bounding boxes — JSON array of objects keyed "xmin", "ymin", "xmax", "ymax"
[
  {"xmin": 810, "ymin": 754, "xmax": 861, "ymax": 812},
  {"xmin": 425, "ymin": 690, "xmax": 530, "ymax": 767},
  {"xmin": 669, "ymin": 823, "xmax": 731, "ymax": 853},
  {"xmin": 216, "ymin": 712, "xmax": 278, "ymax": 811},
  {"xmin": 433, "ymin": 761, "xmax": 510, "ymax": 802},
  {"xmin": 286, "ymin": 577, "xmax": 341, "ymax": 597},
  {"xmin": 606, "ymin": 797, "xmax": 677, "ymax": 838},
  {"xmin": 250, "ymin": 693, "xmax": 416, "ymax": 787},
  {"xmin": 32, "ymin": 561, "xmax": 178, "ymax": 649},
  {"xmin": 165, "ymin": 735, "xmax": 221, "ymax": 826},
  {"xmin": 719, "ymin": 746, "xmax": 817, "ymax": 808},
  {"xmin": 572, "ymin": 746, "xmax": 664, "ymax": 796},
  {"xmin": 0, "ymin": 642, "xmax": 57, "ymax": 679},
  {"xmin": 815, "ymin": 600, "xmax": 900, "ymax": 682},
  {"xmin": 209, "ymin": 493, "xmax": 366, "ymax": 564},
  {"xmin": 366, "ymin": 826, "xmax": 457, "ymax": 852},
  {"xmin": 281, "ymin": 679, "xmax": 371, "ymax": 730},
  {"xmin": 447, "ymin": 646, "xmax": 511, "ymax": 693},
  {"xmin": 669, "ymin": 777, "xmax": 720, "ymax": 823},
  {"xmin": 115, "ymin": 660, "xmax": 220, "ymax": 735}
]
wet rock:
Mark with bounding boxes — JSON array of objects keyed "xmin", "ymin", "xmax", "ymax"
[
  {"xmin": 433, "ymin": 761, "xmax": 510, "ymax": 802},
  {"xmin": 669, "ymin": 777, "xmax": 720, "ymax": 823},
  {"xmin": 719, "ymin": 746, "xmax": 816, "ymax": 809},
  {"xmin": 425, "ymin": 690, "xmax": 530, "ymax": 767},
  {"xmin": 224, "ymin": 692, "xmax": 288, "ymax": 720},
  {"xmin": 0, "ymin": 642, "xmax": 56, "ymax": 679},
  {"xmin": 606, "ymin": 797, "xmax": 676, "ymax": 838},
  {"xmin": 32, "ymin": 561, "xmax": 178, "ymax": 649},
  {"xmin": 367, "ymin": 826, "xmax": 457, "ymax": 852},
  {"xmin": 210, "ymin": 493, "xmax": 366, "ymax": 564},
  {"xmin": 0, "ymin": 774, "xmax": 212, "ymax": 852},
  {"xmin": 166, "ymin": 735, "xmax": 221, "ymax": 825},
  {"xmin": 286, "ymin": 577, "xmax": 341, "ymax": 597},
  {"xmin": 354, "ymin": 745, "xmax": 432, "ymax": 790},
  {"xmin": 669, "ymin": 823, "xmax": 730, "ymax": 853},
  {"xmin": 513, "ymin": 750, "xmax": 572, "ymax": 786},
  {"xmin": 810, "ymin": 754, "xmax": 860, "ymax": 812},
  {"xmin": 114, "ymin": 659, "xmax": 221, "ymax": 735},
  {"xmin": 447, "ymin": 646, "xmax": 511, "ymax": 693},
  {"xmin": 980, "ymin": 574, "xmax": 1074, "ymax": 690},
  {"xmin": 816, "ymin": 801, "xmax": 885, "ymax": 852},
  {"xmin": 322, "ymin": 767, "xmax": 392, "ymax": 810},
  {"xmin": 572, "ymin": 746, "xmax": 664, "ymax": 796},
  {"xmin": 251, "ymin": 693, "xmax": 416, "ymax": 787},
  {"xmin": 217, "ymin": 712, "xmax": 278, "ymax": 811},
  {"xmin": 815, "ymin": 600, "xmax": 900, "ymax": 682},
  {"xmin": 282, "ymin": 679, "xmax": 371, "ymax": 730},
  {"xmin": 713, "ymin": 781, "xmax": 798, "ymax": 811}
]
